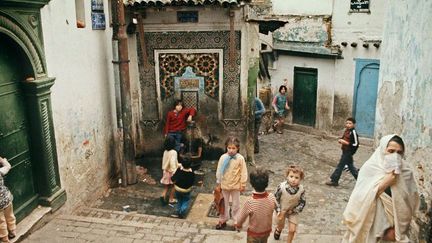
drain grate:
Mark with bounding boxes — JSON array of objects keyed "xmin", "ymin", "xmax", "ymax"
[
  {"xmin": 207, "ymin": 202, "xmax": 220, "ymax": 218},
  {"xmin": 207, "ymin": 202, "xmax": 232, "ymax": 218}
]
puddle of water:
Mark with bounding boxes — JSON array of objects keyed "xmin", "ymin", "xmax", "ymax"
[{"xmin": 94, "ymin": 158, "xmax": 219, "ymax": 219}]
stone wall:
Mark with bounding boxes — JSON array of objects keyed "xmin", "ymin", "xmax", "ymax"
[{"xmin": 376, "ymin": 0, "xmax": 432, "ymax": 241}]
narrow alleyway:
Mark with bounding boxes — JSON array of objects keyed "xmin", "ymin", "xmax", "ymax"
[{"xmin": 20, "ymin": 127, "xmax": 373, "ymax": 242}]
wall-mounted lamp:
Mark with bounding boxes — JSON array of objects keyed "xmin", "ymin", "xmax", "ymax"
[
  {"xmin": 351, "ymin": 42, "xmax": 357, "ymax": 47},
  {"xmin": 362, "ymin": 43, "xmax": 369, "ymax": 48},
  {"xmin": 373, "ymin": 42, "xmax": 380, "ymax": 48},
  {"xmin": 341, "ymin": 42, "xmax": 348, "ymax": 47}
]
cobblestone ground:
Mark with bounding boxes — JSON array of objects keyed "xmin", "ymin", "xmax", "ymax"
[{"xmin": 21, "ymin": 127, "xmax": 374, "ymax": 243}]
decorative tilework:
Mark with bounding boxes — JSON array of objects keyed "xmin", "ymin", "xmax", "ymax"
[
  {"xmin": 137, "ymin": 31, "xmax": 241, "ymax": 120},
  {"xmin": 159, "ymin": 53, "xmax": 219, "ymax": 99}
]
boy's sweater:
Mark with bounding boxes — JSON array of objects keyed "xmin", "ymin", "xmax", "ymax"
[
  {"xmin": 163, "ymin": 107, "xmax": 196, "ymax": 135},
  {"xmin": 236, "ymin": 191, "xmax": 276, "ymax": 237},
  {"xmin": 341, "ymin": 128, "xmax": 359, "ymax": 154},
  {"xmin": 172, "ymin": 168, "xmax": 195, "ymax": 192},
  {"xmin": 216, "ymin": 153, "xmax": 248, "ymax": 190},
  {"xmin": 274, "ymin": 182, "xmax": 306, "ymax": 214}
]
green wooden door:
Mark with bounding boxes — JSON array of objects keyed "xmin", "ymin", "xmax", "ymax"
[
  {"xmin": 293, "ymin": 68, "xmax": 317, "ymax": 127},
  {"xmin": 0, "ymin": 34, "xmax": 38, "ymax": 221}
]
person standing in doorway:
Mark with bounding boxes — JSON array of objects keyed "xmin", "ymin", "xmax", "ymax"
[
  {"xmin": 254, "ymin": 97, "xmax": 266, "ymax": 153},
  {"xmin": 326, "ymin": 117, "xmax": 359, "ymax": 186},
  {"xmin": 272, "ymin": 85, "xmax": 290, "ymax": 134},
  {"xmin": 164, "ymin": 99, "xmax": 196, "ymax": 152}
]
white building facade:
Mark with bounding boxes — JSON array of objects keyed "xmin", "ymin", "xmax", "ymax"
[{"xmin": 262, "ymin": 0, "xmax": 385, "ymax": 137}]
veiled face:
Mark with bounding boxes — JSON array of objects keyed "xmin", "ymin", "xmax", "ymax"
[{"xmin": 385, "ymin": 141, "xmax": 404, "ymax": 156}]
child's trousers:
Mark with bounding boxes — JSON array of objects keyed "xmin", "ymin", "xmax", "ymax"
[
  {"xmin": 219, "ymin": 190, "xmax": 240, "ymax": 223},
  {"xmin": 175, "ymin": 191, "xmax": 191, "ymax": 217},
  {"xmin": 0, "ymin": 203, "xmax": 16, "ymax": 238},
  {"xmin": 276, "ymin": 210, "xmax": 298, "ymax": 230},
  {"xmin": 247, "ymin": 234, "xmax": 269, "ymax": 243}
]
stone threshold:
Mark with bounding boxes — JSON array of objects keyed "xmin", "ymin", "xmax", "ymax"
[{"xmin": 12, "ymin": 206, "xmax": 51, "ymax": 242}]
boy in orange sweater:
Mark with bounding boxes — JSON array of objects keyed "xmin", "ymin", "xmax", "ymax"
[{"xmin": 235, "ymin": 168, "xmax": 276, "ymax": 242}]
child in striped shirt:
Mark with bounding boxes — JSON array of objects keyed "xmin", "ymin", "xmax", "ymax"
[{"xmin": 235, "ymin": 168, "xmax": 276, "ymax": 243}]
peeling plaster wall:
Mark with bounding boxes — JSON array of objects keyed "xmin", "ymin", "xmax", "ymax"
[
  {"xmin": 376, "ymin": 1, "xmax": 432, "ymax": 241},
  {"xmin": 273, "ymin": 17, "xmax": 328, "ymax": 43},
  {"xmin": 41, "ymin": 0, "xmax": 115, "ymax": 211},
  {"xmin": 272, "ymin": 0, "xmax": 332, "ymax": 15},
  {"xmin": 268, "ymin": 1, "xmax": 386, "ymax": 132},
  {"xmin": 332, "ymin": 0, "xmax": 385, "ymax": 130},
  {"xmin": 269, "ymin": 55, "xmax": 335, "ymax": 130}
]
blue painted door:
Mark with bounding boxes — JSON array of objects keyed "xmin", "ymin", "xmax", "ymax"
[{"xmin": 353, "ymin": 59, "xmax": 380, "ymax": 138}]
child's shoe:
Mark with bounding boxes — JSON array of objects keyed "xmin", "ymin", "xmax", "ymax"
[
  {"xmin": 8, "ymin": 230, "xmax": 15, "ymax": 239},
  {"xmin": 325, "ymin": 180, "xmax": 339, "ymax": 186},
  {"xmin": 215, "ymin": 222, "xmax": 227, "ymax": 230},
  {"xmin": 160, "ymin": 196, "xmax": 167, "ymax": 206},
  {"xmin": 273, "ymin": 228, "xmax": 281, "ymax": 240},
  {"xmin": 0, "ymin": 236, "xmax": 9, "ymax": 243}
]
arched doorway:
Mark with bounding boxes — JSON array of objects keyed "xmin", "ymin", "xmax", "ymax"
[
  {"xmin": 353, "ymin": 59, "xmax": 380, "ymax": 138},
  {"xmin": 0, "ymin": 33, "xmax": 39, "ymax": 221}
]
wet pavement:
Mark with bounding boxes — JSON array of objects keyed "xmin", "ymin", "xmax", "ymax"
[{"xmin": 20, "ymin": 126, "xmax": 374, "ymax": 242}]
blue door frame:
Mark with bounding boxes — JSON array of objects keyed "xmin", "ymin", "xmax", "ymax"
[{"xmin": 353, "ymin": 59, "xmax": 380, "ymax": 138}]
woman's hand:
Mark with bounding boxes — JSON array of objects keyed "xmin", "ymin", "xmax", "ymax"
[
  {"xmin": 240, "ymin": 185, "xmax": 245, "ymax": 192},
  {"xmin": 187, "ymin": 115, "xmax": 193, "ymax": 122},
  {"xmin": 377, "ymin": 173, "xmax": 397, "ymax": 198}
]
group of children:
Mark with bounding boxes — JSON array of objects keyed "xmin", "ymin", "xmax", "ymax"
[
  {"xmin": 216, "ymin": 136, "xmax": 306, "ymax": 243},
  {"xmin": 160, "ymin": 133, "xmax": 307, "ymax": 243},
  {"xmin": 160, "ymin": 99, "xmax": 362, "ymax": 242}
]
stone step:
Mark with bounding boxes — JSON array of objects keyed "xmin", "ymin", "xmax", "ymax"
[{"xmin": 69, "ymin": 207, "xmax": 343, "ymax": 243}]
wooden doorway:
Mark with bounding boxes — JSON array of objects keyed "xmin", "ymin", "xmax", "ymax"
[{"xmin": 293, "ymin": 68, "xmax": 318, "ymax": 127}]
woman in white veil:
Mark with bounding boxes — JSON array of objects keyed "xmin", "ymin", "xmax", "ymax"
[{"xmin": 342, "ymin": 134, "xmax": 419, "ymax": 243}]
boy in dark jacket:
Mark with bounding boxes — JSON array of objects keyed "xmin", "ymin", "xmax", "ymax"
[
  {"xmin": 326, "ymin": 117, "xmax": 359, "ymax": 186},
  {"xmin": 171, "ymin": 160, "xmax": 195, "ymax": 218}
]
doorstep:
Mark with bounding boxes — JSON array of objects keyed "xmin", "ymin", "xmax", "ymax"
[{"xmin": 12, "ymin": 206, "xmax": 51, "ymax": 243}]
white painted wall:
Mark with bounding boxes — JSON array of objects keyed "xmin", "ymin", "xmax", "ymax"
[
  {"xmin": 140, "ymin": 6, "xmax": 242, "ymax": 32},
  {"xmin": 269, "ymin": 55, "xmax": 335, "ymax": 129},
  {"xmin": 331, "ymin": 0, "xmax": 386, "ymax": 127},
  {"xmin": 332, "ymin": 0, "xmax": 387, "ymax": 94},
  {"xmin": 272, "ymin": 0, "xmax": 333, "ymax": 15},
  {"xmin": 41, "ymin": 0, "xmax": 116, "ymax": 211},
  {"xmin": 332, "ymin": 0, "xmax": 387, "ymax": 42},
  {"xmin": 264, "ymin": 0, "xmax": 386, "ymax": 130}
]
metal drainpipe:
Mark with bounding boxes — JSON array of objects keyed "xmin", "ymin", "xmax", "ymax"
[
  {"xmin": 112, "ymin": 0, "xmax": 137, "ymax": 186},
  {"xmin": 111, "ymin": 0, "xmax": 125, "ymax": 187}
]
